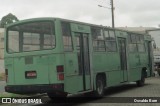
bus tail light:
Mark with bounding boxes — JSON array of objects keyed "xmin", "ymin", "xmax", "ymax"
[
  {"xmin": 58, "ymin": 73, "xmax": 64, "ymax": 80},
  {"xmin": 57, "ymin": 65, "xmax": 64, "ymax": 72},
  {"xmin": 5, "ymin": 69, "xmax": 8, "ymax": 82}
]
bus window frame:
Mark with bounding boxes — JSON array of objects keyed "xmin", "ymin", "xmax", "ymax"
[
  {"xmin": 6, "ymin": 20, "xmax": 56, "ymax": 54},
  {"xmin": 128, "ymin": 33, "xmax": 146, "ymax": 53},
  {"xmin": 137, "ymin": 35, "xmax": 146, "ymax": 53},
  {"xmin": 91, "ymin": 27, "xmax": 106, "ymax": 52},
  {"xmin": 61, "ymin": 21, "xmax": 74, "ymax": 52},
  {"xmin": 128, "ymin": 33, "xmax": 138, "ymax": 53},
  {"xmin": 104, "ymin": 29, "xmax": 117, "ymax": 52}
]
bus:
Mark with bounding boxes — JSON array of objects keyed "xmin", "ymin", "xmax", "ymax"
[{"xmin": 4, "ymin": 18, "xmax": 153, "ymax": 98}]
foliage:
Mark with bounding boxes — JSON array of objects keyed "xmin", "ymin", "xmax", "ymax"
[
  {"xmin": 0, "ymin": 13, "xmax": 19, "ymax": 28},
  {"xmin": 0, "ymin": 72, "xmax": 5, "ymax": 81}
]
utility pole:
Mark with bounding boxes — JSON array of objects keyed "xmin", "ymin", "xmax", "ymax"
[
  {"xmin": 98, "ymin": 0, "xmax": 115, "ymax": 28},
  {"xmin": 110, "ymin": 0, "xmax": 115, "ymax": 28}
]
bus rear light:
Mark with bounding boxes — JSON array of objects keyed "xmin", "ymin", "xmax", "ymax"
[
  {"xmin": 58, "ymin": 73, "xmax": 64, "ymax": 80},
  {"xmin": 5, "ymin": 69, "xmax": 8, "ymax": 82},
  {"xmin": 57, "ymin": 65, "xmax": 64, "ymax": 72}
]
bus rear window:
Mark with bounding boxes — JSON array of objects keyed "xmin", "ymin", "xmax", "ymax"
[{"xmin": 7, "ymin": 21, "xmax": 55, "ymax": 53}]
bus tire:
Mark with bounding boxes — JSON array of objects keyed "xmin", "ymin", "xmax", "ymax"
[
  {"xmin": 94, "ymin": 75, "xmax": 105, "ymax": 97},
  {"xmin": 136, "ymin": 71, "xmax": 145, "ymax": 87}
]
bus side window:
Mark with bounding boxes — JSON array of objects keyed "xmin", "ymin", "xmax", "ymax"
[
  {"xmin": 91, "ymin": 27, "xmax": 105, "ymax": 52},
  {"xmin": 76, "ymin": 36, "xmax": 80, "ymax": 51},
  {"xmin": 128, "ymin": 34, "xmax": 145, "ymax": 52},
  {"xmin": 137, "ymin": 35, "xmax": 145, "ymax": 52},
  {"xmin": 8, "ymin": 31, "xmax": 20, "ymax": 53},
  {"xmin": 104, "ymin": 30, "xmax": 117, "ymax": 52},
  {"xmin": 128, "ymin": 34, "xmax": 138, "ymax": 52},
  {"xmin": 61, "ymin": 22, "xmax": 73, "ymax": 52}
]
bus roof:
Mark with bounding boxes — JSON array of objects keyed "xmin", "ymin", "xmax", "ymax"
[{"xmin": 6, "ymin": 17, "xmax": 150, "ymax": 36}]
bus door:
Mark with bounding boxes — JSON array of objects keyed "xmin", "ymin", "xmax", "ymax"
[
  {"xmin": 118, "ymin": 38, "xmax": 128, "ymax": 82},
  {"xmin": 146, "ymin": 41, "xmax": 153, "ymax": 77},
  {"xmin": 75, "ymin": 32, "xmax": 91, "ymax": 91}
]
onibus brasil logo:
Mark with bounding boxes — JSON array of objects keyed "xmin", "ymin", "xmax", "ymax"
[{"xmin": 1, "ymin": 98, "xmax": 42, "ymax": 104}]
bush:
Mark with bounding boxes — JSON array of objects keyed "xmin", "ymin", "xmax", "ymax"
[{"xmin": 0, "ymin": 72, "xmax": 5, "ymax": 81}]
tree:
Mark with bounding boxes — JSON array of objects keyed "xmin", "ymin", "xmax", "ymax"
[{"xmin": 0, "ymin": 13, "xmax": 19, "ymax": 28}]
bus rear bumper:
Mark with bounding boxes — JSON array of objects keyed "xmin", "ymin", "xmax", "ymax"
[{"xmin": 5, "ymin": 84, "xmax": 64, "ymax": 94}]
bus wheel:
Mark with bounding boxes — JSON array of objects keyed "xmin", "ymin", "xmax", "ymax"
[
  {"xmin": 136, "ymin": 71, "xmax": 145, "ymax": 87},
  {"xmin": 95, "ymin": 76, "xmax": 105, "ymax": 97}
]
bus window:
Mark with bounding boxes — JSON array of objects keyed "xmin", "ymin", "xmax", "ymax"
[
  {"xmin": 106, "ymin": 41, "xmax": 117, "ymax": 52},
  {"xmin": 104, "ymin": 30, "xmax": 117, "ymax": 52},
  {"xmin": 131, "ymin": 34, "xmax": 137, "ymax": 43},
  {"xmin": 91, "ymin": 27, "xmax": 105, "ymax": 52},
  {"xmin": 76, "ymin": 36, "xmax": 80, "ymax": 51},
  {"xmin": 128, "ymin": 34, "xmax": 138, "ymax": 52},
  {"xmin": 129, "ymin": 44, "xmax": 137, "ymax": 52},
  {"xmin": 137, "ymin": 35, "xmax": 145, "ymax": 52},
  {"xmin": 140, "ymin": 35, "xmax": 144, "ymax": 43},
  {"xmin": 61, "ymin": 22, "xmax": 73, "ymax": 52},
  {"xmin": 7, "ymin": 21, "xmax": 55, "ymax": 53},
  {"xmin": 136, "ymin": 35, "xmax": 140, "ymax": 43},
  {"xmin": 8, "ymin": 31, "xmax": 19, "ymax": 53},
  {"xmin": 104, "ymin": 30, "xmax": 109, "ymax": 39},
  {"xmin": 23, "ymin": 33, "xmax": 40, "ymax": 51},
  {"xmin": 128, "ymin": 34, "xmax": 132, "ymax": 44},
  {"xmin": 109, "ymin": 30, "xmax": 116, "ymax": 40},
  {"xmin": 43, "ymin": 34, "xmax": 55, "ymax": 49},
  {"xmin": 137, "ymin": 43, "xmax": 145, "ymax": 52}
]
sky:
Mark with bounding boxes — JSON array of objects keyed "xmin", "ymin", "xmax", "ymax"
[{"xmin": 0, "ymin": 0, "xmax": 160, "ymax": 27}]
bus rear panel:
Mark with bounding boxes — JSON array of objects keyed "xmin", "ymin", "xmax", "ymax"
[{"xmin": 5, "ymin": 19, "xmax": 65, "ymax": 94}]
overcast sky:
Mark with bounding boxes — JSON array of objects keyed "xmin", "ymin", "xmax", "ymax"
[{"xmin": 0, "ymin": 0, "xmax": 160, "ymax": 27}]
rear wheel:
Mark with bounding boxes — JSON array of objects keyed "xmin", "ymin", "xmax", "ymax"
[
  {"xmin": 94, "ymin": 76, "xmax": 105, "ymax": 97},
  {"xmin": 136, "ymin": 71, "xmax": 145, "ymax": 87}
]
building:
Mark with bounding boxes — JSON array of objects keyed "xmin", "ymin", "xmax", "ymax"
[{"xmin": 0, "ymin": 28, "xmax": 4, "ymax": 59}]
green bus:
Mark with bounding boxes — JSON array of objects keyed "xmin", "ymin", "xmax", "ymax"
[{"xmin": 4, "ymin": 18, "xmax": 153, "ymax": 98}]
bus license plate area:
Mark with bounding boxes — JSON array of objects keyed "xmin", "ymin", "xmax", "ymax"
[{"xmin": 25, "ymin": 71, "xmax": 37, "ymax": 79}]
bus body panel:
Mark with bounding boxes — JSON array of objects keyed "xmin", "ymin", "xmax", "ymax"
[
  {"xmin": 64, "ymin": 53, "xmax": 84, "ymax": 93},
  {"xmin": 5, "ymin": 58, "xmax": 14, "ymax": 85},
  {"xmin": 92, "ymin": 53, "xmax": 123, "ymax": 87},
  {"xmin": 5, "ymin": 53, "xmax": 65, "ymax": 85},
  {"xmin": 64, "ymin": 23, "xmax": 92, "ymax": 93}
]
